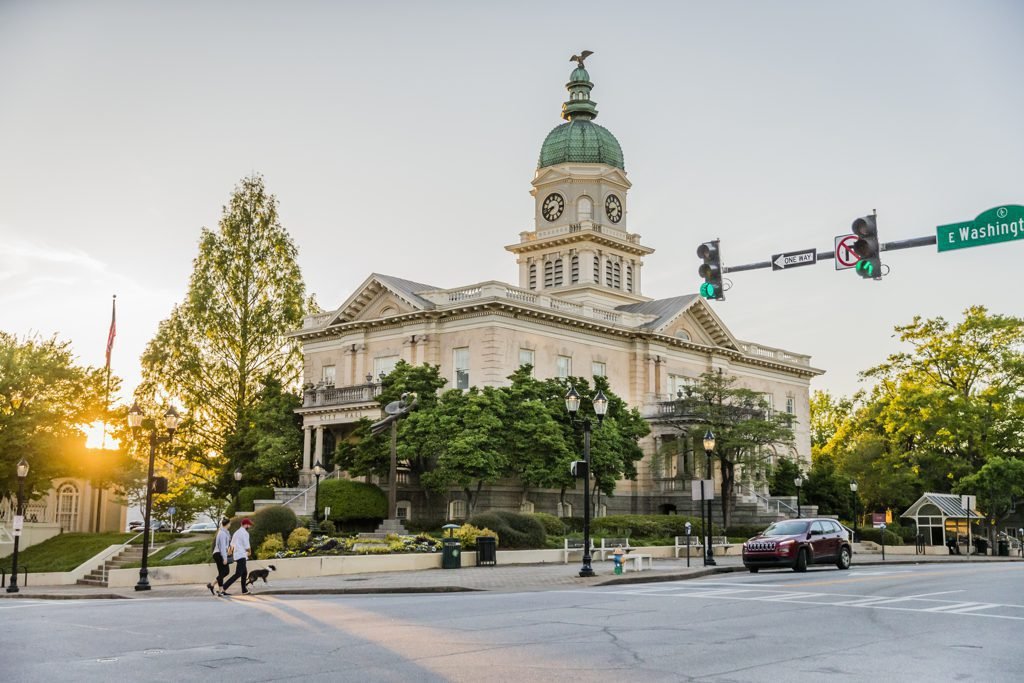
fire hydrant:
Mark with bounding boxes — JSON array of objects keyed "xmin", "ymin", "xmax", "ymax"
[{"xmin": 612, "ymin": 545, "xmax": 625, "ymax": 575}]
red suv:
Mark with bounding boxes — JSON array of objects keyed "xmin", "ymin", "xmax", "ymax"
[{"xmin": 742, "ymin": 518, "xmax": 852, "ymax": 573}]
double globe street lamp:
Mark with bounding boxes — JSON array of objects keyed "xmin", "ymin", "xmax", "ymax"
[
  {"xmin": 313, "ymin": 460, "xmax": 324, "ymax": 524},
  {"xmin": 702, "ymin": 430, "xmax": 717, "ymax": 567},
  {"xmin": 565, "ymin": 385, "xmax": 608, "ymax": 578},
  {"xmin": 127, "ymin": 403, "xmax": 180, "ymax": 592},
  {"xmin": 5, "ymin": 458, "xmax": 30, "ymax": 594}
]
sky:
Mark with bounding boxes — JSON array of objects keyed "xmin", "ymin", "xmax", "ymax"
[{"xmin": 2, "ymin": 1, "xmax": 1023, "ymax": 429}]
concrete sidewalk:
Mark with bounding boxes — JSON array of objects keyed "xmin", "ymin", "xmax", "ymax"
[{"xmin": 2, "ymin": 551, "xmax": 1019, "ymax": 601}]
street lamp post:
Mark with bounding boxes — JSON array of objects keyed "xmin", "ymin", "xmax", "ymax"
[
  {"xmin": 313, "ymin": 460, "xmax": 324, "ymax": 523},
  {"xmin": 702, "ymin": 430, "xmax": 717, "ymax": 567},
  {"xmin": 5, "ymin": 458, "xmax": 29, "ymax": 594},
  {"xmin": 850, "ymin": 479, "xmax": 859, "ymax": 542},
  {"xmin": 794, "ymin": 476, "xmax": 803, "ymax": 518},
  {"xmin": 128, "ymin": 403, "xmax": 180, "ymax": 592},
  {"xmin": 233, "ymin": 468, "xmax": 242, "ymax": 505},
  {"xmin": 565, "ymin": 386, "xmax": 608, "ymax": 578}
]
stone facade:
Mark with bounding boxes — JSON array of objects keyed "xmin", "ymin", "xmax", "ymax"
[{"xmin": 290, "ymin": 57, "xmax": 823, "ymax": 524}]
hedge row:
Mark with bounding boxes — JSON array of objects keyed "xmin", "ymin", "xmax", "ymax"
[
  {"xmin": 316, "ymin": 479, "xmax": 388, "ymax": 522},
  {"xmin": 467, "ymin": 510, "xmax": 546, "ymax": 549}
]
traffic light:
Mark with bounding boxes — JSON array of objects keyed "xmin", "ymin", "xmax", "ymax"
[
  {"xmin": 151, "ymin": 476, "xmax": 168, "ymax": 494},
  {"xmin": 851, "ymin": 214, "xmax": 881, "ymax": 279},
  {"xmin": 697, "ymin": 240, "xmax": 724, "ymax": 300},
  {"xmin": 570, "ymin": 460, "xmax": 588, "ymax": 478}
]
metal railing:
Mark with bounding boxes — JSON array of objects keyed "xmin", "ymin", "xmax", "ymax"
[
  {"xmin": 736, "ymin": 483, "xmax": 798, "ymax": 517},
  {"xmin": 279, "ymin": 470, "xmax": 344, "ymax": 515}
]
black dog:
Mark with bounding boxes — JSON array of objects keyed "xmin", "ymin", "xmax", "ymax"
[{"xmin": 245, "ymin": 564, "xmax": 277, "ymax": 587}]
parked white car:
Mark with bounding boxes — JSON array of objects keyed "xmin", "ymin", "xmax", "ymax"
[{"xmin": 183, "ymin": 522, "xmax": 218, "ymax": 533}]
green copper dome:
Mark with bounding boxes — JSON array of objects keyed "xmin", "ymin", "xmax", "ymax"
[{"xmin": 538, "ymin": 56, "xmax": 624, "ymax": 170}]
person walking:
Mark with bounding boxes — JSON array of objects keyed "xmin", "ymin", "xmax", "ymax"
[
  {"xmin": 206, "ymin": 517, "xmax": 231, "ymax": 596},
  {"xmin": 219, "ymin": 518, "xmax": 253, "ymax": 596}
]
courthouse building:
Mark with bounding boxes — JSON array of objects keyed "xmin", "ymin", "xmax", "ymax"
[{"xmin": 290, "ymin": 57, "xmax": 822, "ymax": 522}]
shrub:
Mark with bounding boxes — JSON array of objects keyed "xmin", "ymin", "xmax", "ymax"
[
  {"xmin": 858, "ymin": 527, "xmax": 903, "ymax": 546},
  {"xmin": 530, "ymin": 512, "xmax": 565, "ymax": 537},
  {"xmin": 467, "ymin": 510, "xmax": 545, "ymax": 549},
  {"xmin": 287, "ymin": 527, "xmax": 311, "ymax": 549},
  {"xmin": 590, "ymin": 514, "xmax": 709, "ymax": 539},
  {"xmin": 316, "ymin": 478, "xmax": 387, "ymax": 523},
  {"xmin": 257, "ymin": 533, "xmax": 284, "ymax": 559},
  {"xmin": 451, "ymin": 523, "xmax": 499, "ymax": 549},
  {"xmin": 317, "ymin": 519, "xmax": 336, "ymax": 535},
  {"xmin": 248, "ymin": 505, "xmax": 298, "ymax": 552},
  {"xmin": 237, "ymin": 486, "xmax": 274, "ymax": 513}
]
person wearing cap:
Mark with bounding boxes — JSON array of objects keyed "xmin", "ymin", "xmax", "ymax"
[{"xmin": 219, "ymin": 518, "xmax": 253, "ymax": 596}]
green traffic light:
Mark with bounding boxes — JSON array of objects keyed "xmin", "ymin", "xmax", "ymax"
[
  {"xmin": 700, "ymin": 282, "xmax": 717, "ymax": 298},
  {"xmin": 856, "ymin": 260, "xmax": 874, "ymax": 277}
]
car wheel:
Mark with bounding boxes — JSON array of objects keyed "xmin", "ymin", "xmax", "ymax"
[
  {"xmin": 747, "ymin": 567, "xmax": 759, "ymax": 573},
  {"xmin": 793, "ymin": 548, "xmax": 809, "ymax": 572},
  {"xmin": 836, "ymin": 545, "xmax": 852, "ymax": 570}
]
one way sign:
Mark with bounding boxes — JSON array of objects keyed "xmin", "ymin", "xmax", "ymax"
[{"xmin": 771, "ymin": 248, "xmax": 817, "ymax": 271}]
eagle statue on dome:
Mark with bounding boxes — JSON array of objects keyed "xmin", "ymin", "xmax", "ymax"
[{"xmin": 570, "ymin": 50, "xmax": 593, "ymax": 68}]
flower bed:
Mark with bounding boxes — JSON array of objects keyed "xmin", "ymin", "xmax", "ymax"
[{"xmin": 273, "ymin": 533, "xmax": 441, "ymax": 559}]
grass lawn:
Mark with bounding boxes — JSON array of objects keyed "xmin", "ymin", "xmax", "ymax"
[
  {"xmin": 120, "ymin": 538, "xmax": 213, "ymax": 568},
  {"xmin": 0, "ymin": 533, "xmax": 132, "ymax": 573}
]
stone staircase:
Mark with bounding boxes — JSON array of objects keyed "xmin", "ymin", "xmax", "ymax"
[
  {"xmin": 76, "ymin": 543, "xmax": 160, "ymax": 587},
  {"xmin": 358, "ymin": 518, "xmax": 410, "ymax": 540}
]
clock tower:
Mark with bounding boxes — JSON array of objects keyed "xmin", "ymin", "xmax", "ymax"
[{"xmin": 507, "ymin": 52, "xmax": 653, "ymax": 308}]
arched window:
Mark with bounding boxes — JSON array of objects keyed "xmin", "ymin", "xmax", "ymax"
[
  {"xmin": 448, "ymin": 499, "xmax": 467, "ymax": 520},
  {"xmin": 577, "ymin": 196, "xmax": 593, "ymax": 222},
  {"xmin": 529, "ymin": 263, "xmax": 537, "ymax": 290},
  {"xmin": 553, "ymin": 257, "xmax": 563, "ymax": 286},
  {"xmin": 612, "ymin": 262, "xmax": 621, "ymax": 288},
  {"xmin": 544, "ymin": 260, "xmax": 554, "ymax": 288},
  {"xmin": 56, "ymin": 483, "xmax": 79, "ymax": 531}
]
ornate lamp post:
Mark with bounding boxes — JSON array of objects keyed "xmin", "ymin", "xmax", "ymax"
[
  {"xmin": 565, "ymin": 386, "xmax": 608, "ymax": 578},
  {"xmin": 5, "ymin": 458, "xmax": 29, "ymax": 594},
  {"xmin": 702, "ymin": 430, "xmax": 717, "ymax": 567},
  {"xmin": 794, "ymin": 476, "xmax": 804, "ymax": 518},
  {"xmin": 849, "ymin": 479, "xmax": 859, "ymax": 541},
  {"xmin": 128, "ymin": 402, "xmax": 180, "ymax": 592},
  {"xmin": 313, "ymin": 460, "xmax": 324, "ymax": 523}
]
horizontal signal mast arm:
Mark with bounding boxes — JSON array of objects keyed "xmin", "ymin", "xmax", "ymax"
[{"xmin": 721, "ymin": 235, "xmax": 938, "ymax": 274}]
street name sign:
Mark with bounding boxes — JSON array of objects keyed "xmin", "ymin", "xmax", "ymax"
[
  {"xmin": 937, "ymin": 204, "xmax": 1024, "ymax": 252},
  {"xmin": 771, "ymin": 248, "xmax": 816, "ymax": 271}
]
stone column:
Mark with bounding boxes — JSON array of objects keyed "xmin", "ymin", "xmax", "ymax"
[
  {"xmin": 313, "ymin": 426, "xmax": 324, "ymax": 469},
  {"xmin": 302, "ymin": 426, "xmax": 313, "ymax": 472}
]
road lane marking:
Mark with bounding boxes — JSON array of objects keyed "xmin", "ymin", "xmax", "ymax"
[{"xmin": 903, "ymin": 590, "xmax": 966, "ymax": 599}]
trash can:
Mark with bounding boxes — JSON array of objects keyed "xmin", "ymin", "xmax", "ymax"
[
  {"xmin": 442, "ymin": 538, "xmax": 462, "ymax": 569},
  {"xmin": 476, "ymin": 536, "xmax": 497, "ymax": 566},
  {"xmin": 998, "ymin": 539, "xmax": 1010, "ymax": 557},
  {"xmin": 974, "ymin": 538, "xmax": 988, "ymax": 555}
]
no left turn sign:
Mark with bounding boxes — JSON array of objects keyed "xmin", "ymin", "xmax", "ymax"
[{"xmin": 835, "ymin": 234, "xmax": 859, "ymax": 270}]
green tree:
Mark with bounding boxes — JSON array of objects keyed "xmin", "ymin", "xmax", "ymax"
[
  {"xmin": 666, "ymin": 370, "xmax": 796, "ymax": 527},
  {"xmin": 137, "ymin": 174, "xmax": 307, "ymax": 491},
  {"xmin": 408, "ymin": 386, "xmax": 509, "ymax": 514},
  {"xmin": 0, "ymin": 333, "xmax": 110, "ymax": 499},
  {"xmin": 954, "ymin": 456, "xmax": 1024, "ymax": 545},
  {"xmin": 223, "ymin": 376, "xmax": 303, "ymax": 495}
]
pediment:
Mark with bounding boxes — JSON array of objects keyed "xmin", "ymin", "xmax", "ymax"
[
  {"xmin": 645, "ymin": 297, "xmax": 741, "ymax": 351},
  {"xmin": 325, "ymin": 273, "xmax": 434, "ymax": 326}
]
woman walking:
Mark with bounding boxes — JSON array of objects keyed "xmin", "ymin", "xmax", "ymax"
[
  {"xmin": 206, "ymin": 517, "xmax": 231, "ymax": 596},
  {"xmin": 219, "ymin": 518, "xmax": 253, "ymax": 596}
]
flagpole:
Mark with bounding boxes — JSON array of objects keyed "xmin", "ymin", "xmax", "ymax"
[{"xmin": 97, "ymin": 294, "xmax": 116, "ymax": 532}]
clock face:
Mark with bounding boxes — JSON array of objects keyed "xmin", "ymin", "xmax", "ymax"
[
  {"xmin": 605, "ymin": 194, "xmax": 623, "ymax": 223},
  {"xmin": 541, "ymin": 193, "xmax": 564, "ymax": 222}
]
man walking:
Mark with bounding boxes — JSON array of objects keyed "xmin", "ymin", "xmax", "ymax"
[
  {"xmin": 207, "ymin": 517, "xmax": 231, "ymax": 596},
  {"xmin": 219, "ymin": 518, "xmax": 253, "ymax": 596}
]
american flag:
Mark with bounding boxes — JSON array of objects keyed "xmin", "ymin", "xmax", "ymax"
[{"xmin": 105, "ymin": 295, "xmax": 116, "ymax": 370}]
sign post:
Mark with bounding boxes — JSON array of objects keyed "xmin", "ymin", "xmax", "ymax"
[{"xmin": 937, "ymin": 205, "xmax": 1024, "ymax": 252}]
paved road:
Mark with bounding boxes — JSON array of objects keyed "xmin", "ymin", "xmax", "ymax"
[{"xmin": 4, "ymin": 561, "xmax": 1022, "ymax": 682}]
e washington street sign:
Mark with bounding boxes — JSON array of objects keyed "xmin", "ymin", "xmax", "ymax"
[
  {"xmin": 771, "ymin": 248, "xmax": 816, "ymax": 271},
  {"xmin": 937, "ymin": 204, "xmax": 1024, "ymax": 252}
]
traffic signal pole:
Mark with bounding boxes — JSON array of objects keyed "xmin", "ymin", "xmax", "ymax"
[{"xmin": 719, "ymin": 234, "xmax": 938, "ymax": 275}]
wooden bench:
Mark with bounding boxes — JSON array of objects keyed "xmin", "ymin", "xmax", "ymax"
[
  {"xmin": 599, "ymin": 537, "xmax": 633, "ymax": 561},
  {"xmin": 563, "ymin": 538, "xmax": 593, "ymax": 564}
]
